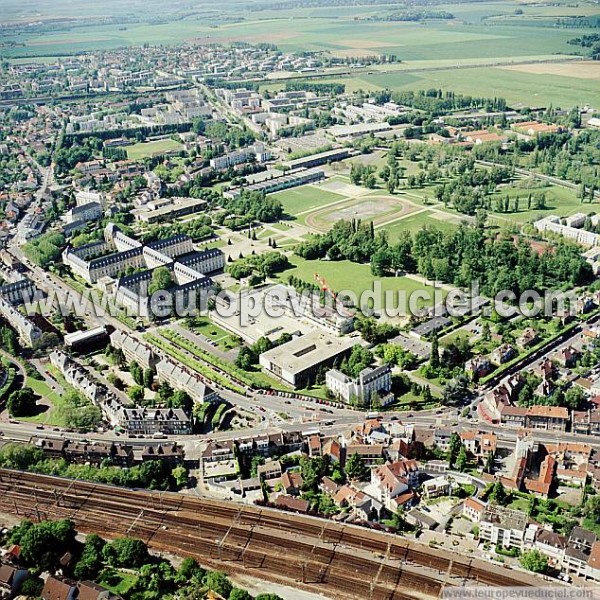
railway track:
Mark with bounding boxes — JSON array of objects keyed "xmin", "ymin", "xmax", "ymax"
[{"xmin": 0, "ymin": 470, "xmax": 541, "ymax": 599}]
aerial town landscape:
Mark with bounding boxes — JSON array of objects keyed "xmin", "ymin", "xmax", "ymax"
[{"xmin": 0, "ymin": 0, "xmax": 600, "ymax": 598}]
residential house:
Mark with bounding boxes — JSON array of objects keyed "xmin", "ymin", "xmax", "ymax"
[
  {"xmin": 587, "ymin": 541, "xmax": 600, "ymax": 582},
  {"xmin": 307, "ymin": 435, "xmax": 322, "ymax": 458},
  {"xmin": 319, "ymin": 476, "xmax": 340, "ymax": 497},
  {"xmin": 41, "ymin": 576, "xmax": 77, "ymax": 600},
  {"xmin": 479, "ymin": 505, "xmax": 531, "ymax": 549},
  {"xmin": 464, "ymin": 356, "xmax": 492, "ymax": 379},
  {"xmin": 460, "ymin": 431, "xmax": 497, "ymax": 461},
  {"xmin": 554, "ymin": 346, "xmax": 579, "ymax": 368},
  {"xmin": 534, "ymin": 529, "xmax": 567, "ymax": 568},
  {"xmin": 275, "ymin": 495, "xmax": 310, "ymax": 514},
  {"xmin": 463, "ymin": 497, "xmax": 486, "ymax": 523},
  {"xmin": 527, "ymin": 406, "xmax": 569, "ymax": 432},
  {"xmin": 201, "ymin": 441, "xmax": 239, "ymax": 481},
  {"xmin": 500, "ymin": 405, "xmax": 528, "ymax": 428},
  {"xmin": 345, "ymin": 444, "xmax": 385, "ymax": 466},
  {"xmin": 490, "ymin": 344, "xmax": 516, "ymax": 365},
  {"xmin": 517, "ymin": 328, "xmax": 538, "ymax": 349},
  {"xmin": 322, "ymin": 438, "xmax": 342, "ymax": 464},
  {"xmin": 257, "ymin": 460, "xmax": 282, "ymax": 481},
  {"xmin": 564, "ymin": 527, "xmax": 598, "ymax": 577},
  {"xmin": 370, "ymin": 460, "xmax": 418, "ymax": 512},
  {"xmin": 422, "ymin": 475, "xmax": 451, "ymax": 499},
  {"xmin": 524, "ymin": 455, "xmax": 555, "ymax": 497},
  {"xmin": 139, "ymin": 444, "xmax": 182, "ymax": 465},
  {"xmin": 433, "ymin": 428, "xmax": 453, "ymax": 452},
  {"xmin": 281, "ymin": 471, "xmax": 303, "ymax": 496},
  {"xmin": 0, "ymin": 563, "xmax": 28, "ymax": 599}
]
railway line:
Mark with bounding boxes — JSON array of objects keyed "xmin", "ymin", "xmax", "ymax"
[{"xmin": 0, "ymin": 470, "xmax": 543, "ymax": 599}]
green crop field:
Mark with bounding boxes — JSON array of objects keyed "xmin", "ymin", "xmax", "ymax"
[
  {"xmin": 271, "ymin": 185, "xmax": 345, "ymax": 216},
  {"xmin": 2, "ymin": 0, "xmax": 598, "ymax": 105},
  {"xmin": 126, "ymin": 139, "xmax": 183, "ymax": 160}
]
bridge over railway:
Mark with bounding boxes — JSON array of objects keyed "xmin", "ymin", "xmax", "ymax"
[{"xmin": 0, "ymin": 469, "xmax": 546, "ymax": 600}]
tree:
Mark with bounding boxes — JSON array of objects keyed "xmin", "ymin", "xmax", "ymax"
[
  {"xmin": 0, "ymin": 443, "xmax": 43, "ymax": 470},
  {"xmin": 143, "ymin": 368, "xmax": 154, "ymax": 389},
  {"xmin": 74, "ymin": 534, "xmax": 106, "ymax": 580},
  {"xmin": 484, "ymin": 451, "xmax": 495, "ymax": 474},
  {"xmin": 172, "ymin": 466, "xmax": 189, "ymax": 488},
  {"xmin": 520, "ymin": 549, "xmax": 548, "ymax": 574},
  {"xmin": 0, "ymin": 327, "xmax": 18, "ymax": 354},
  {"xmin": 7, "ymin": 387, "xmax": 37, "ymax": 417},
  {"xmin": 488, "ymin": 481, "xmax": 507, "ymax": 505},
  {"xmin": 178, "ymin": 557, "xmax": 205, "ymax": 581},
  {"xmin": 203, "ymin": 571, "xmax": 232, "ymax": 598},
  {"xmin": 148, "ymin": 266, "xmax": 173, "ymax": 296},
  {"xmin": 230, "ymin": 589, "xmax": 253, "ymax": 600},
  {"xmin": 129, "ymin": 361, "xmax": 144, "ymax": 386},
  {"xmin": 128, "ymin": 385, "xmax": 144, "ymax": 404},
  {"xmin": 443, "ymin": 376, "xmax": 470, "ymax": 407},
  {"xmin": 169, "ymin": 390, "xmax": 192, "ymax": 413},
  {"xmin": 20, "ymin": 577, "xmax": 43, "ymax": 597},
  {"xmin": 429, "ymin": 335, "xmax": 440, "ymax": 370},
  {"xmin": 10, "ymin": 519, "xmax": 77, "ymax": 571},
  {"xmin": 102, "ymin": 537, "xmax": 150, "ymax": 568},
  {"xmin": 256, "ymin": 595, "xmax": 285, "ymax": 600},
  {"xmin": 447, "ymin": 433, "xmax": 462, "ymax": 467},
  {"xmin": 345, "ymin": 453, "xmax": 368, "ymax": 480},
  {"xmin": 156, "ymin": 381, "xmax": 173, "ymax": 403},
  {"xmin": 455, "ymin": 445, "xmax": 468, "ymax": 472},
  {"xmin": 565, "ymin": 386, "xmax": 586, "ymax": 411}
]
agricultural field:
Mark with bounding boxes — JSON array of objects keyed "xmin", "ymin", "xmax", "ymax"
[
  {"xmin": 126, "ymin": 139, "xmax": 183, "ymax": 160},
  {"xmin": 3, "ymin": 0, "xmax": 599, "ymax": 107}
]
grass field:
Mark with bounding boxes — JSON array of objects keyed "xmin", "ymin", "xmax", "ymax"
[
  {"xmin": 126, "ymin": 139, "xmax": 183, "ymax": 160},
  {"xmin": 19, "ymin": 372, "xmax": 70, "ymax": 426},
  {"xmin": 486, "ymin": 183, "xmax": 588, "ymax": 227},
  {"xmin": 278, "ymin": 255, "xmax": 446, "ymax": 308},
  {"xmin": 297, "ymin": 61, "xmax": 599, "ymax": 109},
  {"xmin": 184, "ymin": 316, "xmax": 240, "ymax": 350},
  {"xmin": 272, "ymin": 185, "xmax": 345, "ymax": 216},
  {"xmin": 381, "ymin": 210, "xmax": 465, "ymax": 241}
]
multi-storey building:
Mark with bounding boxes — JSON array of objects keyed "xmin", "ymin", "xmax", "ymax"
[{"xmin": 326, "ymin": 364, "xmax": 393, "ymax": 406}]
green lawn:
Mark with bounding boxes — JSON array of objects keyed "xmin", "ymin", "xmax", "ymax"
[
  {"xmin": 20, "ymin": 370, "xmax": 71, "ymax": 426},
  {"xmin": 271, "ymin": 185, "xmax": 345, "ymax": 217},
  {"xmin": 487, "ymin": 183, "xmax": 587, "ymax": 224},
  {"xmin": 127, "ymin": 139, "xmax": 183, "ymax": 160},
  {"xmin": 277, "ymin": 255, "xmax": 446, "ymax": 308},
  {"xmin": 98, "ymin": 571, "xmax": 138, "ymax": 595},
  {"xmin": 181, "ymin": 316, "xmax": 240, "ymax": 351},
  {"xmin": 381, "ymin": 210, "xmax": 463, "ymax": 241}
]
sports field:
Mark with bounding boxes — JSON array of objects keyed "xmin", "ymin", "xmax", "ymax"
[
  {"xmin": 272, "ymin": 185, "xmax": 345, "ymax": 216},
  {"xmin": 126, "ymin": 139, "xmax": 183, "ymax": 160}
]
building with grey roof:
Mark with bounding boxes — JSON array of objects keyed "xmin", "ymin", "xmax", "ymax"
[
  {"xmin": 326, "ymin": 364, "xmax": 393, "ymax": 406},
  {"xmin": 259, "ymin": 330, "xmax": 354, "ymax": 388}
]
